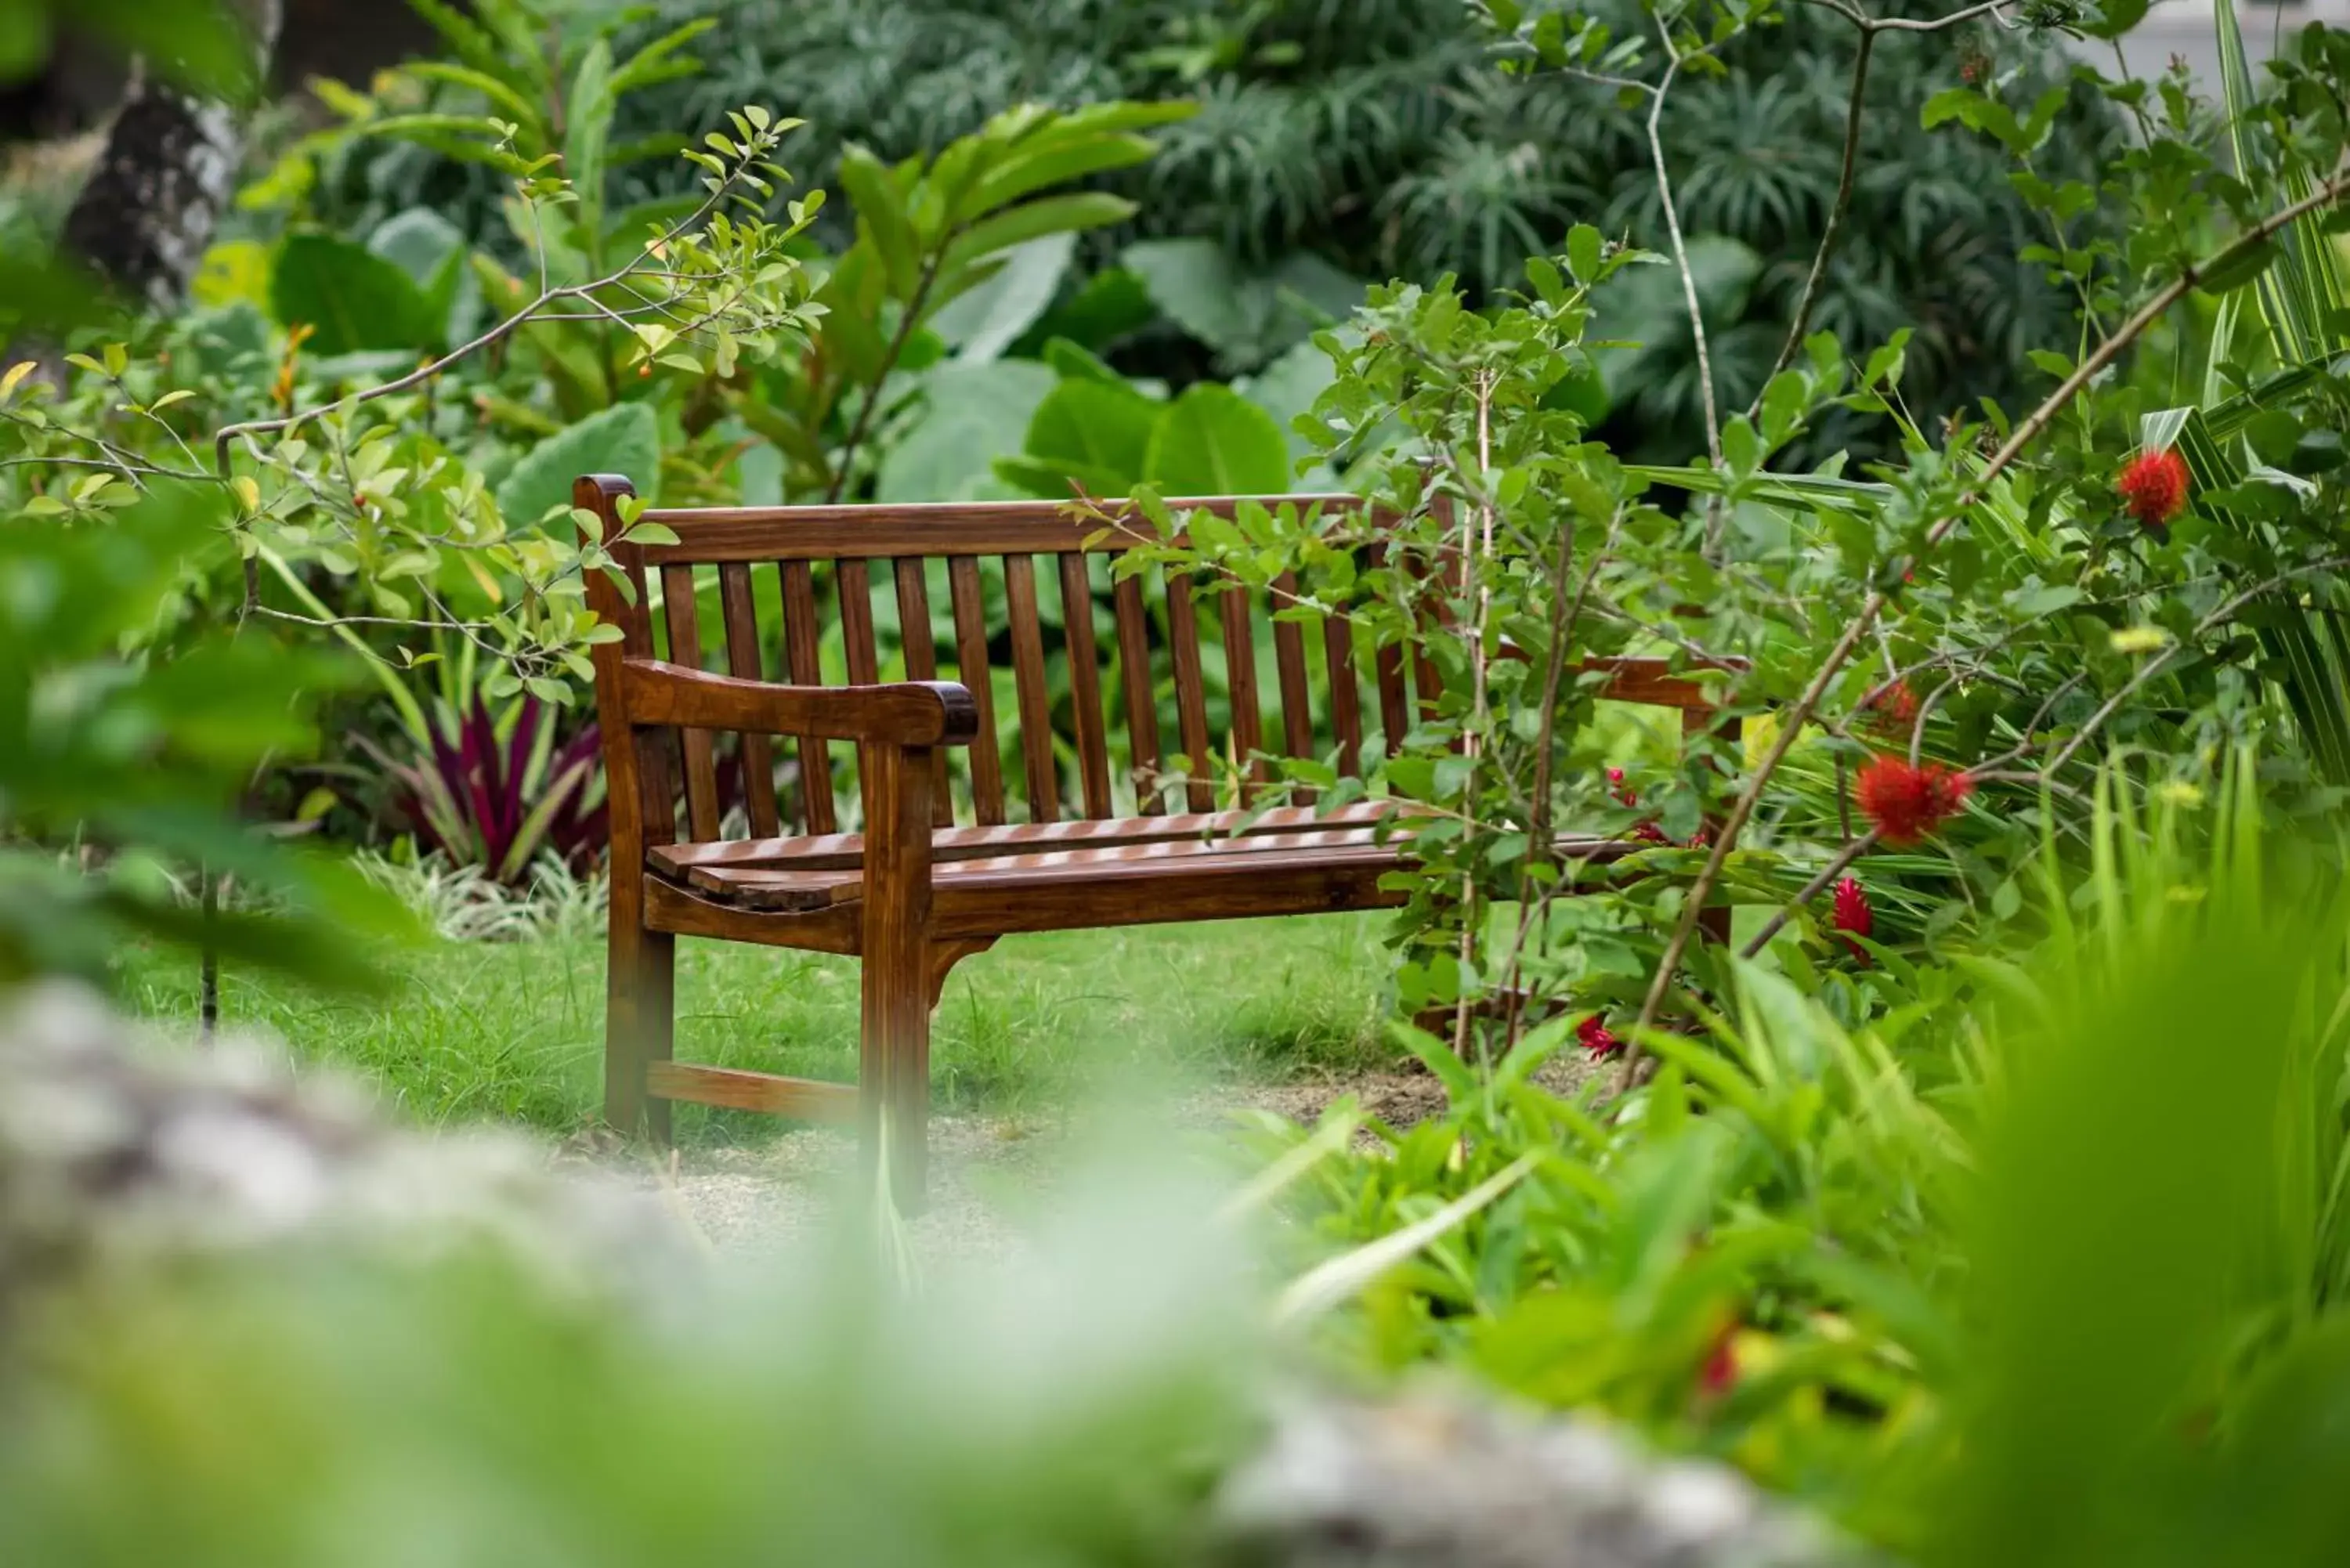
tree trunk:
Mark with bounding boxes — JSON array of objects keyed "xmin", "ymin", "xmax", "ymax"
[{"xmin": 57, "ymin": 0, "xmax": 284, "ymax": 312}]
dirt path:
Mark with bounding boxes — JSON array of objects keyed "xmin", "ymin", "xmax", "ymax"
[{"xmin": 609, "ymin": 1057, "xmax": 1600, "ymax": 1258}]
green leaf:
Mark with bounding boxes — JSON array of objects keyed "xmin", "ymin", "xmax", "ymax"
[
  {"xmin": 562, "ymin": 38, "xmax": 616, "ymax": 254},
  {"xmin": 2197, "ymin": 237, "xmax": 2282, "ymax": 297},
  {"xmin": 1587, "ymin": 235, "xmax": 1759, "ymax": 388},
  {"xmin": 496, "ymin": 403, "xmax": 663, "ymax": 525},
  {"xmin": 1039, "ymin": 338, "xmax": 1143, "ymax": 388},
  {"xmin": 608, "ymin": 18, "xmax": 718, "ymax": 98},
  {"xmin": 1235, "ymin": 339, "xmax": 1338, "ymax": 461},
  {"xmin": 970, "ymin": 132, "xmax": 1162, "ymax": 215},
  {"xmin": 941, "ymin": 192, "xmax": 1137, "ymax": 274},
  {"xmin": 403, "ymin": 60, "xmax": 539, "ymax": 126},
  {"xmin": 1142, "ymin": 384, "xmax": 1292, "ymax": 496},
  {"xmin": 924, "ymin": 233, "xmax": 1076, "ymax": 363},
  {"xmin": 269, "ymin": 233, "xmax": 446, "ymax": 355},
  {"xmin": 1028, "ymin": 266, "xmax": 1158, "ymax": 352},
  {"xmin": 1567, "ymin": 224, "xmax": 1604, "ymax": 287},
  {"xmin": 837, "ymin": 144, "xmax": 921, "ymax": 299},
  {"xmin": 1003, "ymin": 378, "xmax": 1162, "ymax": 497},
  {"xmin": 2078, "ymin": 0, "xmax": 2150, "ymax": 38},
  {"xmin": 877, "ymin": 359, "xmax": 1058, "ymax": 503},
  {"xmin": 367, "ymin": 208, "xmax": 472, "ymax": 336}
]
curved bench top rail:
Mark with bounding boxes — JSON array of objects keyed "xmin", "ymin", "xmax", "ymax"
[{"xmin": 631, "ymin": 493, "xmax": 1369, "ymax": 564}]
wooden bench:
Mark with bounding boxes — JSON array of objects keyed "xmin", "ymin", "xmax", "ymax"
[{"xmin": 573, "ymin": 475, "xmax": 1734, "ymax": 1201}]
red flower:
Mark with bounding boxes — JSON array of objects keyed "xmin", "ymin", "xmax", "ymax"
[
  {"xmin": 1832, "ymin": 876, "xmax": 1874, "ymax": 963},
  {"xmin": 1855, "ymin": 756, "xmax": 1973, "ymax": 846},
  {"xmin": 1577, "ymin": 1014, "xmax": 1623, "ymax": 1057},
  {"xmin": 1610, "ymin": 767, "xmax": 1670, "ymax": 844},
  {"xmin": 1864, "ymin": 678, "xmax": 1920, "ymax": 738},
  {"xmin": 1701, "ymin": 1323, "xmax": 1739, "ymax": 1396},
  {"xmin": 2117, "ymin": 448, "xmax": 2189, "ymax": 529}
]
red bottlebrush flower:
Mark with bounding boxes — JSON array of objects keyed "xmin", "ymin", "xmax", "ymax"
[
  {"xmin": 1578, "ymin": 1013, "xmax": 1623, "ymax": 1058},
  {"xmin": 1685, "ymin": 826, "xmax": 1713, "ymax": 850},
  {"xmin": 2117, "ymin": 447, "xmax": 2190, "ymax": 529},
  {"xmin": 1864, "ymin": 678, "xmax": 1920, "ymax": 738},
  {"xmin": 1854, "ymin": 755, "xmax": 1973, "ymax": 847},
  {"xmin": 1833, "ymin": 876, "xmax": 1874, "ymax": 963}
]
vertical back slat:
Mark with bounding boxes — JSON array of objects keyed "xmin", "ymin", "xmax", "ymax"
[
  {"xmin": 1165, "ymin": 569, "xmax": 1215, "ymax": 812},
  {"xmin": 596, "ymin": 511, "xmax": 675, "ymax": 846},
  {"xmin": 838, "ymin": 559, "xmax": 880, "ymax": 685},
  {"xmin": 660, "ymin": 563, "xmax": 724, "ymax": 842},
  {"xmin": 1112, "ymin": 569, "xmax": 1163, "ymax": 815},
  {"xmin": 1323, "ymin": 610, "xmax": 1364, "ymax": 780},
  {"xmin": 1220, "ymin": 580, "xmax": 1264, "ymax": 800},
  {"xmin": 1058, "ymin": 552, "xmax": 1113, "ymax": 818},
  {"xmin": 1376, "ymin": 643, "xmax": 1410, "ymax": 757},
  {"xmin": 894, "ymin": 558, "xmax": 954, "ymax": 828},
  {"xmin": 1003, "ymin": 554, "xmax": 1058, "ymax": 823},
  {"xmin": 717, "ymin": 562, "xmax": 782, "ymax": 840},
  {"xmin": 780, "ymin": 558, "xmax": 837, "ymax": 834},
  {"xmin": 1271, "ymin": 570, "xmax": 1315, "ymax": 804},
  {"xmin": 947, "ymin": 555, "xmax": 1007, "ymax": 826}
]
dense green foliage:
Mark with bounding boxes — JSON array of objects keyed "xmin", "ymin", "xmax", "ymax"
[
  {"xmin": 14, "ymin": 0, "xmax": 2350, "ymax": 1562},
  {"xmin": 321, "ymin": 0, "xmax": 2118, "ymax": 459}
]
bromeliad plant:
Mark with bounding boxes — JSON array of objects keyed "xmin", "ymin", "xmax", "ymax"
[{"xmin": 352, "ymin": 648, "xmax": 608, "ymax": 889}]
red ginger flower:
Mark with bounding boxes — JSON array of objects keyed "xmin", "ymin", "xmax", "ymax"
[
  {"xmin": 1577, "ymin": 1014, "xmax": 1623, "ymax": 1058},
  {"xmin": 1855, "ymin": 756, "xmax": 1973, "ymax": 846},
  {"xmin": 1832, "ymin": 876, "xmax": 1874, "ymax": 963},
  {"xmin": 2117, "ymin": 447, "xmax": 2189, "ymax": 529}
]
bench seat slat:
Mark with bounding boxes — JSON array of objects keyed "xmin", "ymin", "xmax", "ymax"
[
  {"xmin": 653, "ymin": 812, "xmax": 1632, "ymax": 916},
  {"xmin": 651, "ymin": 801, "xmax": 1412, "ymax": 879}
]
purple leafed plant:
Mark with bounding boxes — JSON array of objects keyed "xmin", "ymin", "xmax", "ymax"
[{"xmin": 356, "ymin": 691, "xmax": 609, "ymax": 887}]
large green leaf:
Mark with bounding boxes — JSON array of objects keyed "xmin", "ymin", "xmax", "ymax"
[
  {"xmin": 367, "ymin": 208, "xmax": 473, "ymax": 338},
  {"xmin": 997, "ymin": 377, "xmax": 1162, "ymax": 498},
  {"xmin": 1142, "ymin": 383, "xmax": 1292, "ymax": 496},
  {"xmin": 495, "ymin": 402, "xmax": 663, "ymax": 525},
  {"xmin": 1123, "ymin": 239, "xmax": 1367, "ymax": 370},
  {"xmin": 562, "ymin": 37, "xmax": 617, "ymax": 259},
  {"xmin": 1237, "ymin": 339, "xmax": 1338, "ymax": 462},
  {"xmin": 940, "ymin": 193, "xmax": 1137, "ymax": 276},
  {"xmin": 925, "ymin": 233, "xmax": 1076, "ymax": 363},
  {"xmin": 1586, "ymin": 235, "xmax": 1762, "ymax": 391},
  {"xmin": 877, "ymin": 360, "xmax": 1057, "ymax": 503},
  {"xmin": 1120, "ymin": 237, "xmax": 1252, "ymax": 353},
  {"xmin": 269, "ymin": 233, "xmax": 446, "ymax": 355}
]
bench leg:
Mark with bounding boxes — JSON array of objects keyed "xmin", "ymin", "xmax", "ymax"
[
  {"xmin": 861, "ymin": 935, "xmax": 931, "ymax": 1210},
  {"xmin": 859, "ymin": 739, "xmax": 938, "ymax": 1212},
  {"xmin": 606, "ymin": 919, "xmax": 675, "ymax": 1144}
]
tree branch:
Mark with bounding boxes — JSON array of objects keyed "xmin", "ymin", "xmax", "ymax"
[{"xmin": 1762, "ymin": 28, "xmax": 1875, "ymax": 390}]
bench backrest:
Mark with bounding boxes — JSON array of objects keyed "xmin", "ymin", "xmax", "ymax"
[{"xmin": 573, "ymin": 475, "xmax": 1723, "ymax": 845}]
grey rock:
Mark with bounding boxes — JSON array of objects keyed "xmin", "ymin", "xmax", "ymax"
[
  {"xmin": 1216, "ymin": 1386, "xmax": 1886, "ymax": 1568},
  {"xmin": 0, "ymin": 982, "xmax": 693, "ymax": 1336}
]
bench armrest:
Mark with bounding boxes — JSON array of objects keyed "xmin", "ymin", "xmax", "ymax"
[{"xmin": 619, "ymin": 659, "xmax": 980, "ymax": 747}]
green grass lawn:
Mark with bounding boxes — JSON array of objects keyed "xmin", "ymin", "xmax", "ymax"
[{"xmin": 118, "ymin": 915, "xmax": 1401, "ymax": 1143}]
